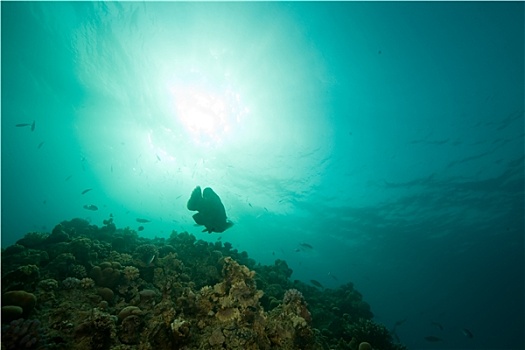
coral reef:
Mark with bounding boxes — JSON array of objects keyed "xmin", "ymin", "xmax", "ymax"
[
  {"xmin": 1, "ymin": 318, "xmax": 45, "ymax": 350},
  {"xmin": 1, "ymin": 218, "xmax": 407, "ymax": 350}
]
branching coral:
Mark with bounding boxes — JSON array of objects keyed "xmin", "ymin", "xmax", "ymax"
[{"xmin": 123, "ymin": 266, "xmax": 140, "ymax": 281}]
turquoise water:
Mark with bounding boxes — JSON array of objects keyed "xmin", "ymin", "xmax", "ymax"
[{"xmin": 2, "ymin": 2, "xmax": 523, "ymax": 349}]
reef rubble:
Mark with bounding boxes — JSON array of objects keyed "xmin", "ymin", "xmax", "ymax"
[{"xmin": 1, "ymin": 218, "xmax": 407, "ymax": 350}]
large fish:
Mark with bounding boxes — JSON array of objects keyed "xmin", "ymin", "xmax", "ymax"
[{"xmin": 187, "ymin": 186, "xmax": 233, "ymax": 233}]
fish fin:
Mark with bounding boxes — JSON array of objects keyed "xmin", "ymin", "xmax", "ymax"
[
  {"xmin": 187, "ymin": 186, "xmax": 202, "ymax": 211},
  {"xmin": 192, "ymin": 212, "xmax": 205, "ymax": 226}
]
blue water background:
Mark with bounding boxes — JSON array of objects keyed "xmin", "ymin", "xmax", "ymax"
[{"xmin": 2, "ymin": 2, "xmax": 523, "ymax": 349}]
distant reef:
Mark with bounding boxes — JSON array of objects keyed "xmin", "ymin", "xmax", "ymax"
[{"xmin": 1, "ymin": 217, "xmax": 407, "ymax": 350}]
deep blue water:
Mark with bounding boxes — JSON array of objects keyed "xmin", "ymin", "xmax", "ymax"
[{"xmin": 2, "ymin": 2, "xmax": 524, "ymax": 349}]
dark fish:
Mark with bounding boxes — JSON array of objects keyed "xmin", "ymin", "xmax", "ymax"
[
  {"xmin": 15, "ymin": 123, "xmax": 31, "ymax": 127},
  {"xmin": 187, "ymin": 186, "xmax": 233, "ymax": 233},
  {"xmin": 64, "ymin": 175, "xmax": 73, "ymax": 181},
  {"xmin": 424, "ymin": 336, "xmax": 442, "ymax": 342},
  {"xmin": 137, "ymin": 226, "xmax": 144, "ymax": 231},
  {"xmin": 310, "ymin": 280, "xmax": 323, "ymax": 289},
  {"xmin": 81, "ymin": 188, "xmax": 93, "ymax": 195},
  {"xmin": 156, "ymin": 154, "xmax": 161, "ymax": 161},
  {"xmin": 37, "ymin": 141, "xmax": 45, "ymax": 149},
  {"xmin": 83, "ymin": 204, "xmax": 98, "ymax": 211},
  {"xmin": 264, "ymin": 207, "xmax": 268, "ymax": 212},
  {"xmin": 136, "ymin": 218, "xmax": 151, "ymax": 223},
  {"xmin": 461, "ymin": 328, "xmax": 473, "ymax": 339},
  {"xmin": 31, "ymin": 120, "xmax": 35, "ymax": 131},
  {"xmin": 431, "ymin": 321, "xmax": 443, "ymax": 331}
]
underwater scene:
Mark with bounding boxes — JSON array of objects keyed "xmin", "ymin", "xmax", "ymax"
[{"xmin": 1, "ymin": 2, "xmax": 523, "ymax": 350}]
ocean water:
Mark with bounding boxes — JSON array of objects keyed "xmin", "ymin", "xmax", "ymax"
[{"xmin": 1, "ymin": 2, "xmax": 523, "ymax": 349}]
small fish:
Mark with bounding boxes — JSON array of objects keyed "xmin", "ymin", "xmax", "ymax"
[
  {"xmin": 64, "ymin": 175, "xmax": 73, "ymax": 181},
  {"xmin": 156, "ymin": 154, "xmax": 161, "ymax": 161},
  {"xmin": 264, "ymin": 207, "xmax": 268, "ymax": 212},
  {"xmin": 248, "ymin": 203, "xmax": 252, "ymax": 207},
  {"xmin": 136, "ymin": 218, "xmax": 151, "ymax": 223},
  {"xmin": 83, "ymin": 204, "xmax": 98, "ymax": 211},
  {"xmin": 328, "ymin": 272, "xmax": 339, "ymax": 281},
  {"xmin": 431, "ymin": 321, "xmax": 444, "ymax": 331},
  {"xmin": 81, "ymin": 188, "xmax": 93, "ymax": 195},
  {"xmin": 310, "ymin": 280, "xmax": 323, "ymax": 289},
  {"xmin": 299, "ymin": 243, "xmax": 313, "ymax": 250},
  {"xmin": 137, "ymin": 226, "xmax": 144, "ymax": 231},
  {"xmin": 146, "ymin": 254, "xmax": 156, "ymax": 265},
  {"xmin": 15, "ymin": 123, "xmax": 31, "ymax": 127},
  {"xmin": 461, "ymin": 328, "xmax": 473, "ymax": 339},
  {"xmin": 394, "ymin": 318, "xmax": 407, "ymax": 327},
  {"xmin": 424, "ymin": 336, "xmax": 442, "ymax": 342},
  {"xmin": 37, "ymin": 141, "xmax": 45, "ymax": 149},
  {"xmin": 31, "ymin": 120, "xmax": 35, "ymax": 131}
]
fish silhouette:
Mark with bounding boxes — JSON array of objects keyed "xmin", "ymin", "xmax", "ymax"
[{"xmin": 187, "ymin": 186, "xmax": 233, "ymax": 233}]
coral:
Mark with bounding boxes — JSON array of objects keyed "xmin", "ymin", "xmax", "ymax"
[
  {"xmin": 69, "ymin": 237, "xmax": 92, "ymax": 263},
  {"xmin": 62, "ymin": 277, "xmax": 81, "ymax": 289},
  {"xmin": 48, "ymin": 253, "xmax": 76, "ymax": 280},
  {"xmin": 139, "ymin": 289, "xmax": 158, "ymax": 305},
  {"xmin": 347, "ymin": 319, "xmax": 405, "ymax": 350},
  {"xmin": 1, "ymin": 305, "xmax": 24, "ymax": 322},
  {"xmin": 84, "ymin": 308, "xmax": 117, "ymax": 350},
  {"xmin": 359, "ymin": 341, "xmax": 373, "ymax": 350},
  {"xmin": 46, "ymin": 224, "xmax": 70, "ymax": 244},
  {"xmin": 97, "ymin": 287, "xmax": 115, "ymax": 303},
  {"xmin": 117, "ymin": 306, "xmax": 142, "ymax": 320},
  {"xmin": 208, "ymin": 327, "xmax": 225, "ymax": 346},
  {"xmin": 118, "ymin": 315, "xmax": 143, "ymax": 345},
  {"xmin": 170, "ymin": 317, "xmax": 190, "ymax": 344},
  {"xmin": 71, "ymin": 264, "xmax": 87, "ymax": 278},
  {"xmin": 37, "ymin": 279, "xmax": 59, "ymax": 291},
  {"xmin": 123, "ymin": 266, "xmax": 140, "ymax": 281},
  {"xmin": 2, "ymin": 264, "xmax": 40, "ymax": 291},
  {"xmin": 0, "ymin": 218, "xmax": 406, "ymax": 350},
  {"xmin": 90, "ymin": 264, "xmax": 121, "ymax": 288},
  {"xmin": 216, "ymin": 307, "xmax": 240, "ymax": 322},
  {"xmin": 283, "ymin": 288, "xmax": 305, "ymax": 305},
  {"xmin": 134, "ymin": 244, "xmax": 159, "ymax": 265},
  {"xmin": 2, "ymin": 290, "xmax": 37, "ymax": 317},
  {"xmin": 1, "ymin": 318, "xmax": 44, "ymax": 350},
  {"xmin": 16, "ymin": 232, "xmax": 47, "ymax": 248},
  {"xmin": 80, "ymin": 278, "xmax": 95, "ymax": 289}
]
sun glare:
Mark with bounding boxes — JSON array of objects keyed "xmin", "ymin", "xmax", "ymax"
[{"xmin": 169, "ymin": 72, "xmax": 249, "ymax": 148}]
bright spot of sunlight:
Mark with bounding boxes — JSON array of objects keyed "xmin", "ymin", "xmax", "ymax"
[{"xmin": 168, "ymin": 70, "xmax": 249, "ymax": 148}]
